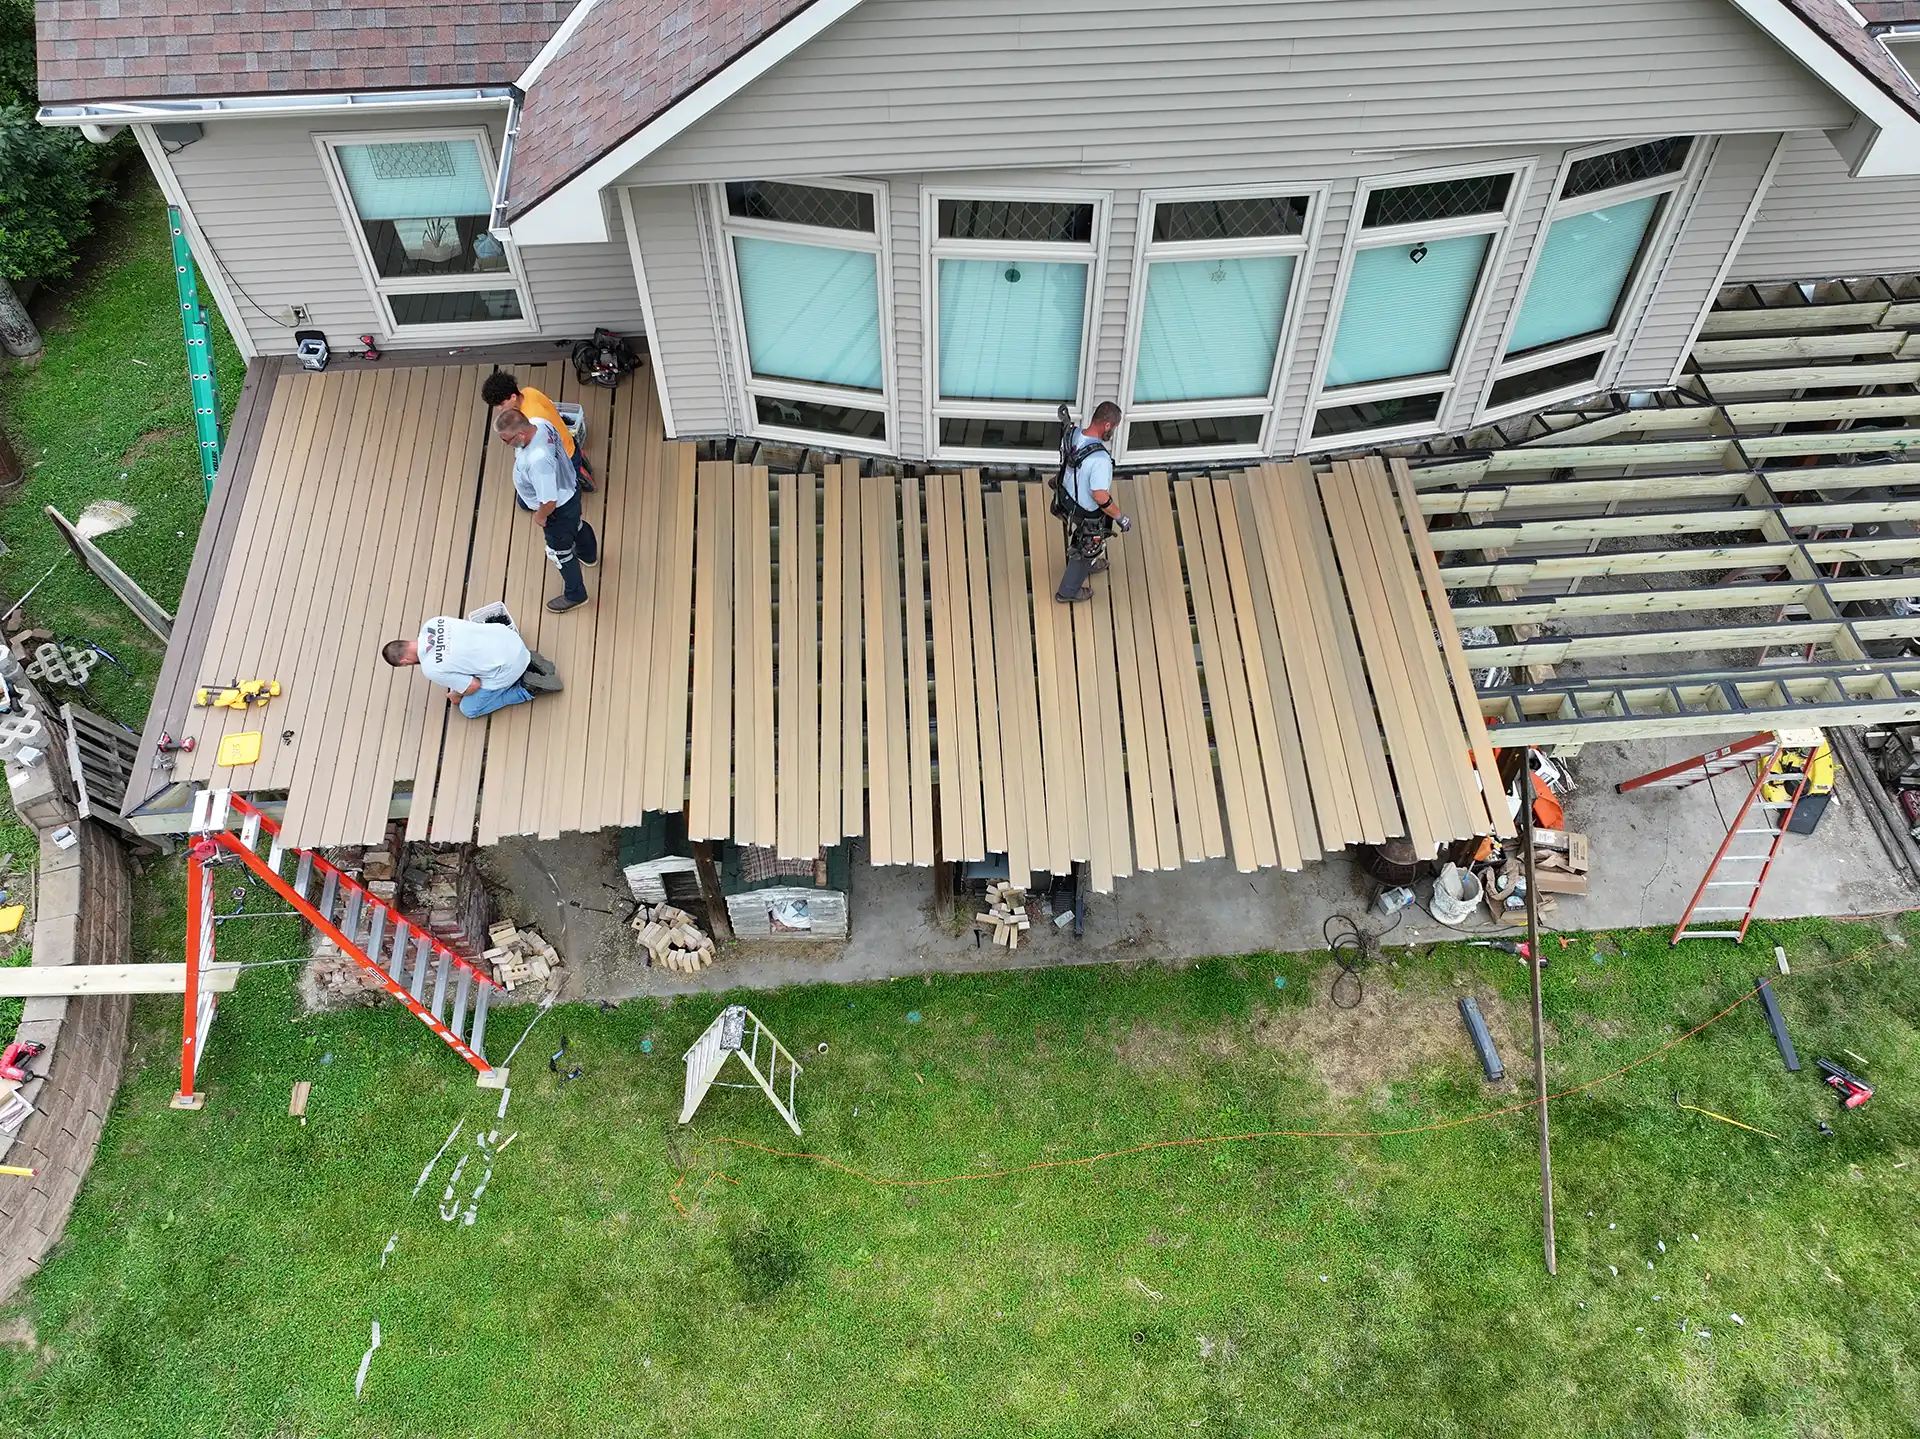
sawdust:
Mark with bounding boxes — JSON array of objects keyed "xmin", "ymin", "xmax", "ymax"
[{"xmin": 1251, "ymin": 965, "xmax": 1536, "ymax": 1099}]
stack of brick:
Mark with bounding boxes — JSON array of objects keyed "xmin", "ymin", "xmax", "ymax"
[
  {"xmin": 631, "ymin": 903, "xmax": 714, "ymax": 972},
  {"xmin": 482, "ymin": 921, "xmax": 561, "ymax": 993},
  {"xmin": 395, "ymin": 841, "xmax": 485, "ymax": 964}
]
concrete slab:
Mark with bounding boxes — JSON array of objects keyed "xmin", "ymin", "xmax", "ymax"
[{"xmin": 484, "ymin": 736, "xmax": 1916, "ymax": 1001}]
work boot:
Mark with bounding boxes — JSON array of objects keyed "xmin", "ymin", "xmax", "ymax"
[
  {"xmin": 547, "ymin": 593, "xmax": 589, "ymax": 613},
  {"xmin": 1053, "ymin": 585, "xmax": 1092, "ymax": 604},
  {"xmin": 1089, "ymin": 552, "xmax": 1109, "ymax": 574},
  {"xmin": 520, "ymin": 652, "xmax": 563, "ymax": 693}
]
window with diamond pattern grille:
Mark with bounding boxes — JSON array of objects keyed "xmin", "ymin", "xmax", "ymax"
[
  {"xmin": 1363, "ymin": 174, "xmax": 1512, "ymax": 229},
  {"xmin": 1152, "ymin": 196, "xmax": 1308, "ymax": 244},
  {"xmin": 1561, "ymin": 137, "xmax": 1692, "ymax": 200},
  {"xmin": 726, "ymin": 181, "xmax": 875, "ymax": 233},
  {"xmin": 938, "ymin": 198, "xmax": 1093, "ymax": 243}
]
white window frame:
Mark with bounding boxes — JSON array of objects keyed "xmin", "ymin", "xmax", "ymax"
[
  {"xmin": 1115, "ymin": 183, "xmax": 1328, "ymax": 467},
  {"xmin": 712, "ymin": 177, "xmax": 896, "ymax": 456},
  {"xmin": 1298, "ymin": 159, "xmax": 1533, "ymax": 452},
  {"xmin": 1475, "ymin": 137, "xmax": 1709, "ymax": 424},
  {"xmin": 923, "ymin": 185, "xmax": 1110, "ymax": 465},
  {"xmin": 316, "ymin": 127, "xmax": 539, "ymax": 343}
]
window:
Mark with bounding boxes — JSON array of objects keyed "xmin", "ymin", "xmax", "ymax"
[
  {"xmin": 1121, "ymin": 188, "xmax": 1318, "ymax": 462},
  {"xmin": 1306, "ymin": 166, "xmax": 1522, "ymax": 446},
  {"xmin": 320, "ymin": 131, "xmax": 534, "ymax": 337},
  {"xmin": 1482, "ymin": 138, "xmax": 1697, "ymax": 418},
  {"xmin": 719, "ymin": 179, "xmax": 891, "ymax": 448},
  {"xmin": 929, "ymin": 191, "xmax": 1103, "ymax": 459}
]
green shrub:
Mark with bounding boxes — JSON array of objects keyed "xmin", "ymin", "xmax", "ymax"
[
  {"xmin": 0, "ymin": 0, "xmax": 34, "ymax": 109},
  {"xmin": 0, "ymin": 105, "xmax": 105, "ymax": 283}
]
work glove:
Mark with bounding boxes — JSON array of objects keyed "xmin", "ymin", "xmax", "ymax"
[{"xmin": 1114, "ymin": 513, "xmax": 1133, "ymax": 533}]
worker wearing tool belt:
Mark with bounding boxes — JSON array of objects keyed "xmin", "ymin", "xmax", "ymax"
[
  {"xmin": 1052, "ymin": 401, "xmax": 1131, "ymax": 604},
  {"xmin": 494, "ymin": 409, "xmax": 599, "ymax": 613}
]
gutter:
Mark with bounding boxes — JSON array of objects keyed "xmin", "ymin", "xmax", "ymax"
[
  {"xmin": 490, "ymin": 88, "xmax": 524, "ymax": 238},
  {"xmin": 37, "ymin": 86, "xmax": 517, "ymax": 127}
]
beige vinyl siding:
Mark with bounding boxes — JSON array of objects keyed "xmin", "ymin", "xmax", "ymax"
[
  {"xmin": 623, "ymin": 0, "xmax": 1846, "ymax": 187},
  {"xmin": 1731, "ymin": 130, "xmax": 1920, "ymax": 281},
  {"xmin": 889, "ymin": 184, "xmax": 925, "ymax": 456},
  {"xmin": 1094, "ymin": 193, "xmax": 1139, "ymax": 405},
  {"xmin": 157, "ymin": 108, "xmax": 643, "ymax": 357},
  {"xmin": 624, "ymin": 185, "xmax": 734, "ymax": 435},
  {"xmin": 1614, "ymin": 132, "xmax": 1782, "ymax": 388}
]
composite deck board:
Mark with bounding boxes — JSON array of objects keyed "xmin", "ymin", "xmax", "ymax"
[{"xmin": 153, "ymin": 372, "xmax": 1495, "ymax": 871}]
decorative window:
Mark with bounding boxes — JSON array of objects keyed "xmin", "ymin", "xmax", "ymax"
[
  {"xmin": 319, "ymin": 130, "xmax": 535, "ymax": 338},
  {"xmin": 928, "ymin": 191, "xmax": 1104, "ymax": 460},
  {"xmin": 719, "ymin": 179, "xmax": 891, "ymax": 448},
  {"xmin": 1121, "ymin": 188, "xmax": 1319, "ymax": 462},
  {"xmin": 1481, "ymin": 137, "xmax": 1698, "ymax": 419}
]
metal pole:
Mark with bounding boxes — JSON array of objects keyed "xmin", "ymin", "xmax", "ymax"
[{"xmin": 1521, "ymin": 759, "xmax": 1557, "ymax": 1275}]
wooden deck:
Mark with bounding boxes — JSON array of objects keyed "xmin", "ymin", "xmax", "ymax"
[{"xmin": 139, "ymin": 358, "xmax": 1509, "ymax": 882}]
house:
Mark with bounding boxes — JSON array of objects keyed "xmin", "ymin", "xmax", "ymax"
[{"xmin": 27, "ymin": 1, "xmax": 1920, "ymax": 887}]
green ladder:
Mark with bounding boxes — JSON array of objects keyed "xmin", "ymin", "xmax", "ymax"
[{"xmin": 168, "ymin": 207, "xmax": 223, "ymax": 499}]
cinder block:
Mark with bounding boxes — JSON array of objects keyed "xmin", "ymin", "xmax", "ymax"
[
  {"xmin": 12, "ymin": 1011, "xmax": 63, "ymax": 1044},
  {"xmin": 28, "ymin": 921, "xmax": 76, "ymax": 969}
]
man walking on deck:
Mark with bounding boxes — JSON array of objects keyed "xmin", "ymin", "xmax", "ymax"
[
  {"xmin": 1054, "ymin": 401, "xmax": 1132, "ymax": 604},
  {"xmin": 494, "ymin": 408, "xmax": 599, "ymax": 613},
  {"xmin": 481, "ymin": 371, "xmax": 595, "ymax": 490},
  {"xmin": 382, "ymin": 616, "xmax": 562, "ymax": 718}
]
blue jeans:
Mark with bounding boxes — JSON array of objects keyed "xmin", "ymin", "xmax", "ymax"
[{"xmin": 459, "ymin": 683, "xmax": 533, "ymax": 718}]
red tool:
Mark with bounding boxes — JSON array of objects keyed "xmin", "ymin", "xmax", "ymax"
[
  {"xmin": 1817, "ymin": 1058, "xmax": 1872, "ymax": 1109},
  {"xmin": 0, "ymin": 1039, "xmax": 44, "ymax": 1083},
  {"xmin": 1470, "ymin": 939, "xmax": 1534, "ymax": 961}
]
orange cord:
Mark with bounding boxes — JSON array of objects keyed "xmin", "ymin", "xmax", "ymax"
[{"xmin": 695, "ymin": 941, "xmax": 1888, "ymax": 1190}]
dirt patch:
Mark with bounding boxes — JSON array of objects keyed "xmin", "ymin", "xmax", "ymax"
[
  {"xmin": 1114, "ymin": 1022, "xmax": 1183, "ymax": 1072},
  {"xmin": 118, "ymin": 429, "xmax": 184, "ymax": 469},
  {"xmin": 0, "ymin": 1315, "xmax": 36, "ymax": 1350},
  {"xmin": 1250, "ymin": 965, "xmax": 1536, "ymax": 1099}
]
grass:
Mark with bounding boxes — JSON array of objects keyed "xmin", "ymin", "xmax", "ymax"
[
  {"xmin": 0, "ymin": 903, "xmax": 1914, "ymax": 1438},
  {"xmin": 0, "ymin": 168, "xmax": 242, "ymax": 731}
]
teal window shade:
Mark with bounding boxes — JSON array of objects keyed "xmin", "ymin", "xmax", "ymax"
[
  {"xmin": 938, "ymin": 258, "xmax": 1087, "ymax": 402},
  {"xmin": 1134, "ymin": 256, "xmax": 1294, "ymax": 404},
  {"xmin": 1326, "ymin": 233, "xmax": 1491, "ymax": 388},
  {"xmin": 1506, "ymin": 195, "xmax": 1659, "ymax": 355},
  {"xmin": 733, "ymin": 236, "xmax": 883, "ymax": 392},
  {"xmin": 338, "ymin": 139, "xmax": 491, "ymax": 221}
]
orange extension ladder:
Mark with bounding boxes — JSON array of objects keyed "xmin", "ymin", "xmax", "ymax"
[
  {"xmin": 174, "ymin": 790, "xmax": 506, "ymax": 1108},
  {"xmin": 1616, "ymin": 735, "xmax": 1808, "ymax": 945}
]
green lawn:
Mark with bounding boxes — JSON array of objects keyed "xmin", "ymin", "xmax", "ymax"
[
  {"xmin": 0, "ymin": 905, "xmax": 1914, "ymax": 1438},
  {"xmin": 0, "ymin": 170, "xmax": 243, "ymax": 730}
]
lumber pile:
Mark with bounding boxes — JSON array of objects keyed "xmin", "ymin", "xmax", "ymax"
[
  {"xmin": 630, "ymin": 903, "xmax": 716, "ymax": 972},
  {"xmin": 484, "ymin": 921, "xmax": 560, "ymax": 992},
  {"xmin": 974, "ymin": 883, "xmax": 1032, "ymax": 951}
]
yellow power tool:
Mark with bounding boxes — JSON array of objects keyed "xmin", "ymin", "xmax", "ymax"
[{"xmin": 194, "ymin": 678, "xmax": 281, "ymax": 710}]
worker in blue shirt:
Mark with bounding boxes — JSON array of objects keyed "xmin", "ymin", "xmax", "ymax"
[
  {"xmin": 1054, "ymin": 401, "xmax": 1131, "ymax": 604},
  {"xmin": 494, "ymin": 408, "xmax": 599, "ymax": 612}
]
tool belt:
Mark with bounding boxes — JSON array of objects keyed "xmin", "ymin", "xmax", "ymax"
[
  {"xmin": 544, "ymin": 541, "xmax": 575, "ymax": 571},
  {"xmin": 1066, "ymin": 507, "xmax": 1112, "ymax": 557}
]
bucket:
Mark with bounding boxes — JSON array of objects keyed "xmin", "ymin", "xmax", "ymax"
[{"xmin": 1427, "ymin": 863, "xmax": 1482, "ymax": 926}]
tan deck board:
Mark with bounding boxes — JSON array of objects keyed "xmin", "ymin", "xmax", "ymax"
[
  {"xmin": 1027, "ymin": 495, "xmax": 1076, "ymax": 877},
  {"xmin": 817, "ymin": 465, "xmax": 844, "ymax": 847},
  {"xmin": 1137, "ymin": 473, "xmax": 1223, "ymax": 862},
  {"xmin": 795, "ymin": 472, "xmax": 820, "ymax": 859},
  {"xmin": 776, "ymin": 472, "xmax": 801, "ymax": 858},
  {"xmin": 989, "ymin": 486, "xmax": 1048, "ymax": 880},
  {"xmin": 1106, "ymin": 480, "xmax": 1169, "ymax": 870},
  {"xmin": 688, "ymin": 460, "xmax": 730, "ymax": 840},
  {"xmin": 589, "ymin": 361, "xmax": 648, "ymax": 832},
  {"xmin": 924, "ymin": 474, "xmax": 962, "ymax": 861},
  {"xmin": 648, "ymin": 442, "xmax": 697, "ymax": 816},
  {"xmin": 839, "ymin": 463, "xmax": 865, "ymax": 841},
  {"xmin": 551, "ymin": 370, "xmax": 617, "ymax": 838},
  {"xmin": 935, "ymin": 476, "xmax": 984, "ymax": 862},
  {"xmin": 1090, "ymin": 558, "xmax": 1130, "ymax": 880},
  {"xmin": 1072, "ymin": 561, "xmax": 1116, "ymax": 890},
  {"xmin": 902, "ymin": 478, "xmax": 935, "ymax": 867},
  {"xmin": 960, "ymin": 472, "xmax": 1006, "ymax": 859}
]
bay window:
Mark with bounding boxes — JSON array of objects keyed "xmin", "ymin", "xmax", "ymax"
[
  {"xmin": 720, "ymin": 179, "xmax": 890, "ymax": 446},
  {"xmin": 1121, "ymin": 191, "xmax": 1317, "ymax": 461},
  {"xmin": 1481, "ymin": 137, "xmax": 1696, "ymax": 417},
  {"xmin": 1306, "ymin": 167, "xmax": 1524, "ymax": 446},
  {"xmin": 928, "ymin": 192, "xmax": 1103, "ymax": 459},
  {"xmin": 319, "ymin": 131, "xmax": 535, "ymax": 337}
]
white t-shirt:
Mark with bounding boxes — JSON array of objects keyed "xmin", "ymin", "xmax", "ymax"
[
  {"xmin": 511, "ymin": 417, "xmax": 575, "ymax": 510},
  {"xmin": 416, "ymin": 616, "xmax": 530, "ymax": 693},
  {"xmin": 1064, "ymin": 429, "xmax": 1114, "ymax": 513}
]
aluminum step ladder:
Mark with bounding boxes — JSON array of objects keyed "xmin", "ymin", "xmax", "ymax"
[
  {"xmin": 1667, "ymin": 750, "xmax": 1809, "ymax": 945},
  {"xmin": 180, "ymin": 790, "xmax": 505, "ymax": 1106}
]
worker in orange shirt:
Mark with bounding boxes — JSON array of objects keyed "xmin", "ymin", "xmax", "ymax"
[{"xmin": 481, "ymin": 371, "xmax": 596, "ymax": 491}]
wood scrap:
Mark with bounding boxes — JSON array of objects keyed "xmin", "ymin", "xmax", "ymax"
[
  {"xmin": 629, "ymin": 901, "xmax": 716, "ymax": 970},
  {"xmin": 974, "ymin": 883, "xmax": 1032, "ymax": 951},
  {"xmin": 486, "ymin": 923, "xmax": 563, "ymax": 992}
]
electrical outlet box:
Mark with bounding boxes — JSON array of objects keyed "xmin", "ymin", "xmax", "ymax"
[{"xmin": 287, "ymin": 304, "xmax": 312, "ymax": 326}]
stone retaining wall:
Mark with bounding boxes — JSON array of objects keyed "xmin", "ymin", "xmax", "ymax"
[{"xmin": 0, "ymin": 734, "xmax": 135, "ymax": 1300}]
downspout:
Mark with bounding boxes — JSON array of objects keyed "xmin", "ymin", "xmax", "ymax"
[{"xmin": 490, "ymin": 87, "xmax": 524, "ymax": 238}]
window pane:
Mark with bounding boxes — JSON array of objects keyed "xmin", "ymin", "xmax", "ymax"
[
  {"xmin": 1134, "ymin": 255, "xmax": 1293, "ymax": 404},
  {"xmin": 1129, "ymin": 415, "xmax": 1264, "ymax": 450},
  {"xmin": 725, "ymin": 181, "xmax": 874, "ymax": 232},
  {"xmin": 1562, "ymin": 138, "xmax": 1691, "ymax": 200},
  {"xmin": 1153, "ymin": 196, "xmax": 1307, "ymax": 243},
  {"xmin": 338, "ymin": 140, "xmax": 499, "ymax": 280},
  {"xmin": 733, "ymin": 236, "xmax": 883, "ymax": 391},
  {"xmin": 389, "ymin": 289, "xmax": 523, "ymax": 326},
  {"xmin": 755, "ymin": 394, "xmax": 886, "ymax": 440},
  {"xmin": 1505, "ymin": 195, "xmax": 1659, "ymax": 356},
  {"xmin": 1487, "ymin": 351, "xmax": 1603, "ymax": 409},
  {"xmin": 937, "ymin": 258, "xmax": 1087, "ymax": 402},
  {"xmin": 1363, "ymin": 174, "xmax": 1511, "ymax": 229},
  {"xmin": 1312, "ymin": 390, "xmax": 1445, "ymax": 439},
  {"xmin": 938, "ymin": 416, "xmax": 1060, "ymax": 451},
  {"xmin": 938, "ymin": 199, "xmax": 1093, "ymax": 243},
  {"xmin": 1327, "ymin": 234, "xmax": 1490, "ymax": 387}
]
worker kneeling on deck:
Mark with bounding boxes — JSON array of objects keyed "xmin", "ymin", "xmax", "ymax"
[
  {"xmin": 494, "ymin": 408, "xmax": 599, "ymax": 613},
  {"xmin": 1052, "ymin": 400, "xmax": 1131, "ymax": 604},
  {"xmin": 381, "ymin": 616, "xmax": 563, "ymax": 719}
]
